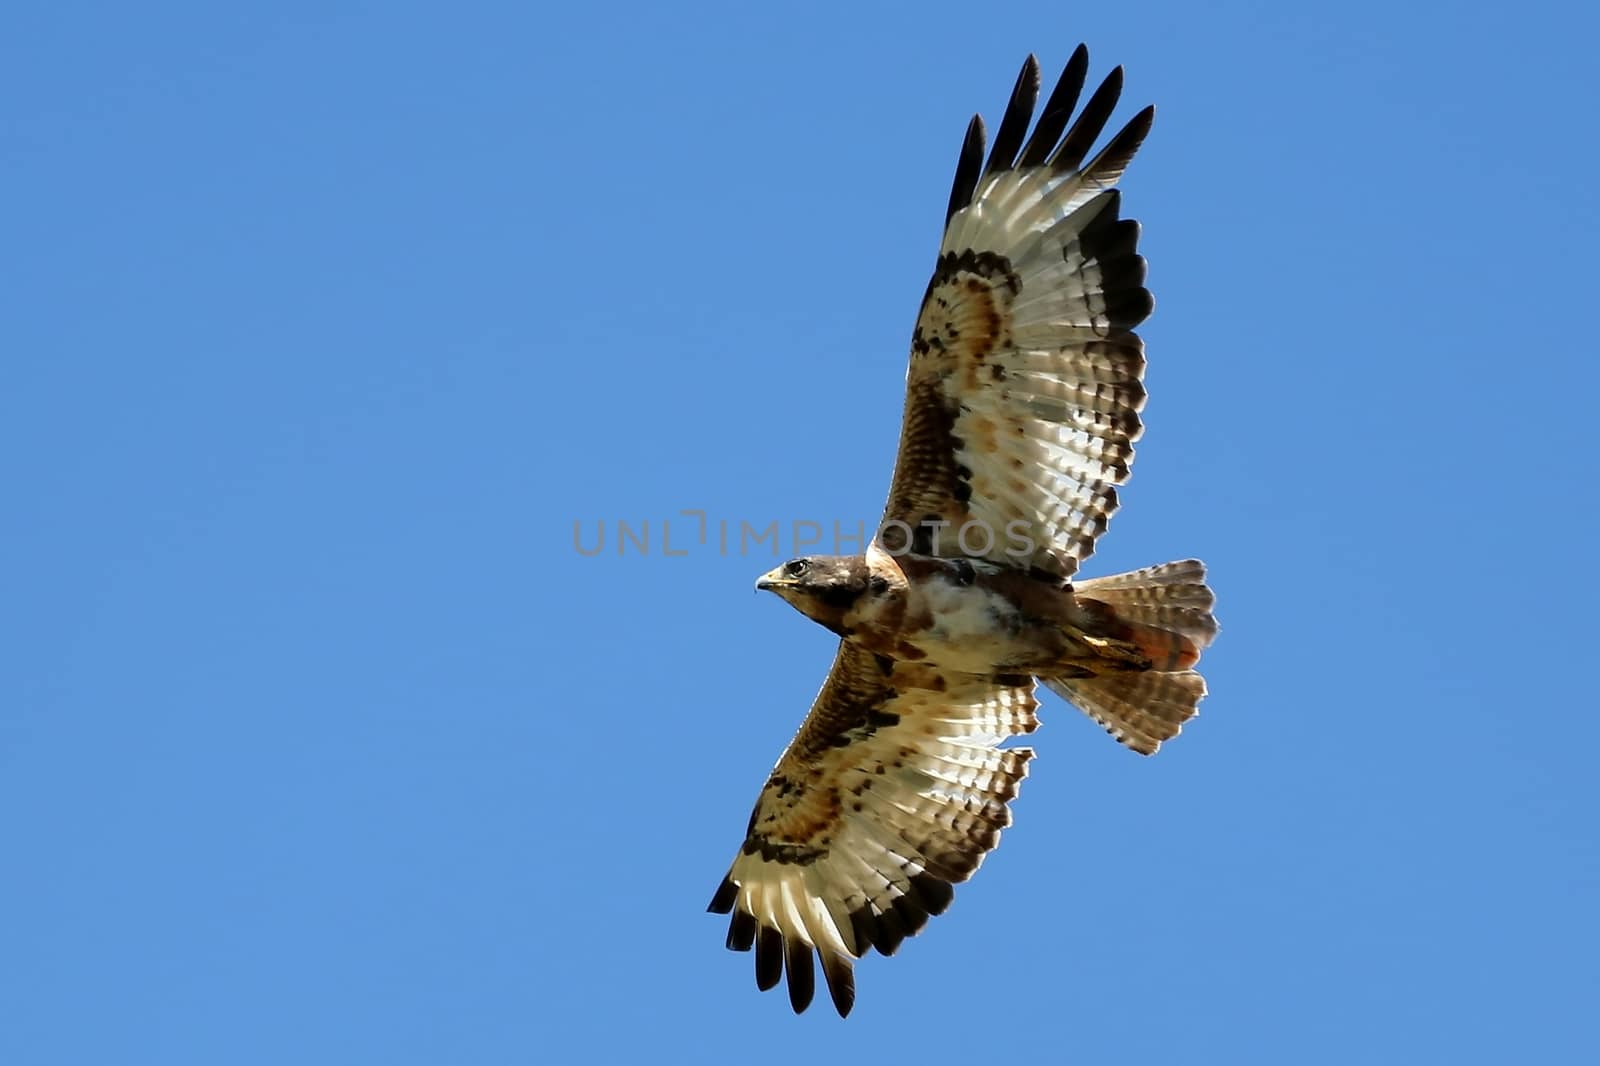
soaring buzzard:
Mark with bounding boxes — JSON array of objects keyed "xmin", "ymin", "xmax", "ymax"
[{"xmin": 708, "ymin": 46, "xmax": 1218, "ymax": 1017}]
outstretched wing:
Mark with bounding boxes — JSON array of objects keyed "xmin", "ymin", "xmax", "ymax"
[
  {"xmin": 707, "ymin": 641, "xmax": 1038, "ymax": 1016},
  {"xmin": 880, "ymin": 47, "xmax": 1154, "ymax": 578}
]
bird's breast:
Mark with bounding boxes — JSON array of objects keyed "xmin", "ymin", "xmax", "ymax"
[{"xmin": 854, "ymin": 570, "xmax": 1036, "ymax": 673}]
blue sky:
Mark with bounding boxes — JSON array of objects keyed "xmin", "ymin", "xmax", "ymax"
[{"xmin": 4, "ymin": 1, "xmax": 1597, "ymax": 1062}]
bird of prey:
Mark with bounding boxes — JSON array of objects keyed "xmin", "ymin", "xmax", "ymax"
[{"xmin": 708, "ymin": 46, "xmax": 1218, "ymax": 1017}]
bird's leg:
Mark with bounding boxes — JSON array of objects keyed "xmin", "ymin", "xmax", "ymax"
[{"xmin": 1074, "ymin": 630, "xmax": 1153, "ymax": 672}]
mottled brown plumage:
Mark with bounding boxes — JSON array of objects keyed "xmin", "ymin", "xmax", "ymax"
[
  {"xmin": 709, "ymin": 45, "xmax": 1219, "ymax": 1017},
  {"xmin": 709, "ymin": 642, "xmax": 1037, "ymax": 1016}
]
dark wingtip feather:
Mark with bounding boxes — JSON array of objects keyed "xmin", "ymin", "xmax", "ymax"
[
  {"xmin": 892, "ymin": 894, "xmax": 931, "ymax": 938},
  {"xmin": 1083, "ymin": 103, "xmax": 1155, "ymax": 184},
  {"xmin": 944, "ymin": 114, "xmax": 986, "ymax": 226},
  {"xmin": 1018, "ymin": 44, "xmax": 1089, "ymax": 168},
  {"xmin": 707, "ymin": 876, "xmax": 737, "ymax": 914},
  {"xmin": 820, "ymin": 952, "xmax": 856, "ymax": 1017},
  {"xmin": 1051, "ymin": 64, "xmax": 1123, "ymax": 171},
  {"xmin": 755, "ymin": 926, "xmax": 783, "ymax": 991},
  {"xmin": 1105, "ymin": 286, "xmax": 1155, "ymax": 331},
  {"xmin": 1074, "ymin": 188, "xmax": 1124, "ymax": 240},
  {"xmin": 868, "ymin": 903, "xmax": 908, "ymax": 957},
  {"xmin": 1077, "ymin": 189, "xmax": 1153, "ymax": 330},
  {"xmin": 908, "ymin": 872, "xmax": 955, "ymax": 917},
  {"xmin": 982, "ymin": 54, "xmax": 1040, "ymax": 178},
  {"xmin": 848, "ymin": 906, "xmax": 876, "ymax": 960},
  {"xmin": 784, "ymin": 940, "xmax": 815, "ymax": 1014},
  {"xmin": 726, "ymin": 909, "xmax": 757, "ymax": 952}
]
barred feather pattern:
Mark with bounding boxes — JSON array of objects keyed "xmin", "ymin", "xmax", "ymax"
[
  {"xmin": 1044, "ymin": 670, "xmax": 1207, "ymax": 756},
  {"xmin": 1074, "ymin": 559, "xmax": 1220, "ymax": 653},
  {"xmin": 880, "ymin": 48, "xmax": 1155, "ymax": 577},
  {"xmin": 1048, "ymin": 560, "xmax": 1219, "ymax": 754},
  {"xmin": 708, "ymin": 641, "xmax": 1038, "ymax": 1016}
]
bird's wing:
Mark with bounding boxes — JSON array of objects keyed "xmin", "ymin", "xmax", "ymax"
[
  {"xmin": 879, "ymin": 47, "xmax": 1154, "ymax": 578},
  {"xmin": 707, "ymin": 640, "xmax": 1038, "ymax": 1016}
]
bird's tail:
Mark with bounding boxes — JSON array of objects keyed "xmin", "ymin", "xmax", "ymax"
[{"xmin": 1043, "ymin": 559, "xmax": 1218, "ymax": 755}]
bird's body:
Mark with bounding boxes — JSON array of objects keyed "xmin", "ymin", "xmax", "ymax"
[
  {"xmin": 758, "ymin": 546, "xmax": 1182, "ymax": 678},
  {"xmin": 708, "ymin": 45, "xmax": 1220, "ymax": 1017}
]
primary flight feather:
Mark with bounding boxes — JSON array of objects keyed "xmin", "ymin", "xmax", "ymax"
[{"xmin": 708, "ymin": 45, "xmax": 1219, "ymax": 1017}]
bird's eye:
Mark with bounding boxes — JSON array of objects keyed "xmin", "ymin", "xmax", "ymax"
[{"xmin": 784, "ymin": 559, "xmax": 810, "ymax": 579}]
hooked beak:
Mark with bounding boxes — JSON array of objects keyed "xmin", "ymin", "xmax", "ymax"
[{"xmin": 755, "ymin": 565, "xmax": 794, "ymax": 593}]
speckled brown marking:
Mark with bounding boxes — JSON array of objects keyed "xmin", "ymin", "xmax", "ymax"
[
  {"xmin": 965, "ymin": 413, "xmax": 1000, "ymax": 455},
  {"xmin": 988, "ymin": 566, "xmax": 1074, "ymax": 622},
  {"xmin": 886, "ymin": 247, "xmax": 1025, "ymax": 530},
  {"xmin": 926, "ymin": 249, "xmax": 1021, "ymax": 298},
  {"xmin": 888, "ymin": 661, "xmax": 956, "ymax": 694},
  {"xmin": 881, "ymin": 376, "xmax": 965, "ymax": 526}
]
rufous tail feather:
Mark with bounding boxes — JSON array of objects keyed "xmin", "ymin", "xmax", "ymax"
[{"xmin": 1046, "ymin": 559, "xmax": 1218, "ymax": 755}]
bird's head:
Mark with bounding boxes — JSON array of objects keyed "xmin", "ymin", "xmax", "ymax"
[{"xmin": 755, "ymin": 555, "xmax": 872, "ymax": 634}]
